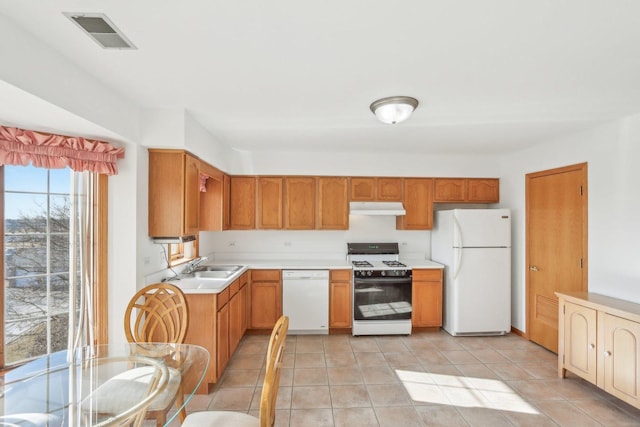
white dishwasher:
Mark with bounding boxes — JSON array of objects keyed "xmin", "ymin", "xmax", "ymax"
[{"xmin": 282, "ymin": 270, "xmax": 329, "ymax": 334}]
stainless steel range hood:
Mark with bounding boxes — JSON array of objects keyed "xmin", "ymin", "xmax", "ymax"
[{"xmin": 349, "ymin": 202, "xmax": 406, "ymax": 216}]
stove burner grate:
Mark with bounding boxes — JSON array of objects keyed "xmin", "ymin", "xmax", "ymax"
[
  {"xmin": 382, "ymin": 260, "xmax": 407, "ymax": 268},
  {"xmin": 352, "ymin": 260, "xmax": 373, "ymax": 268}
]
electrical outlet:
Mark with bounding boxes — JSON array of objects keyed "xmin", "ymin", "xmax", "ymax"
[
  {"xmin": 284, "ymin": 241, "xmax": 292, "ymax": 247},
  {"xmin": 228, "ymin": 241, "xmax": 236, "ymax": 247},
  {"xmin": 143, "ymin": 256, "xmax": 150, "ymax": 265}
]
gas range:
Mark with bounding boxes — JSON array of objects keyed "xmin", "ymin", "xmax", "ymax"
[
  {"xmin": 347, "ymin": 243, "xmax": 411, "ymax": 278},
  {"xmin": 347, "ymin": 242, "xmax": 413, "ymax": 336}
]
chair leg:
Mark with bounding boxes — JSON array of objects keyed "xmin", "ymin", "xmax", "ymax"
[{"xmin": 176, "ymin": 386, "xmax": 187, "ymax": 423}]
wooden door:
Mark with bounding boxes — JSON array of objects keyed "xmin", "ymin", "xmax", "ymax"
[
  {"xmin": 350, "ymin": 177, "xmax": 376, "ymax": 201},
  {"xmin": 526, "ymin": 163, "xmax": 587, "ymax": 352},
  {"xmin": 377, "ymin": 178, "xmax": 402, "ymax": 201}
]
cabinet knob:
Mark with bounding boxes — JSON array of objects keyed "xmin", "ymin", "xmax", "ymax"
[
  {"xmin": 604, "ymin": 350, "xmax": 612, "ymax": 357},
  {"xmin": 529, "ymin": 265, "xmax": 539, "ymax": 272},
  {"xmin": 589, "ymin": 343, "xmax": 595, "ymax": 349}
]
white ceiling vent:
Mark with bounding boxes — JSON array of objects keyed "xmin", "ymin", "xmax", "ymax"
[{"xmin": 64, "ymin": 13, "xmax": 136, "ymax": 50}]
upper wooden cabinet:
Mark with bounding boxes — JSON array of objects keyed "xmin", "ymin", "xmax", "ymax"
[
  {"xmin": 397, "ymin": 178, "xmax": 433, "ymax": 230},
  {"xmin": 317, "ymin": 177, "xmax": 349, "ymax": 230},
  {"xmin": 199, "ymin": 161, "xmax": 225, "ymax": 231},
  {"xmin": 257, "ymin": 177, "xmax": 283, "ymax": 229},
  {"xmin": 148, "ymin": 149, "xmax": 200, "ymax": 237},
  {"xmin": 433, "ymin": 178, "xmax": 499, "ymax": 203},
  {"xmin": 284, "ymin": 177, "xmax": 316, "ymax": 229},
  {"xmin": 350, "ymin": 177, "xmax": 402, "ymax": 201},
  {"xmin": 228, "ymin": 176, "xmax": 256, "ymax": 229}
]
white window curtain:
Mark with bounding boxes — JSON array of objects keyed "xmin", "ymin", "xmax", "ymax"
[{"xmin": 68, "ymin": 171, "xmax": 95, "ymax": 356}]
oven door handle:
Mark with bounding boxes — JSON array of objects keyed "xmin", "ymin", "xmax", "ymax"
[{"xmin": 354, "ymin": 277, "xmax": 412, "ymax": 285}]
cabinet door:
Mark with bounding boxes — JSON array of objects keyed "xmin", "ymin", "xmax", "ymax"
[
  {"xmin": 602, "ymin": 313, "xmax": 640, "ymax": 407},
  {"xmin": 229, "ymin": 176, "xmax": 256, "ymax": 229},
  {"xmin": 329, "ymin": 270, "xmax": 352, "ymax": 328},
  {"xmin": 377, "ymin": 178, "xmax": 402, "ymax": 201},
  {"xmin": 184, "ymin": 154, "xmax": 201, "ymax": 235},
  {"xmin": 563, "ymin": 302, "xmax": 597, "ymax": 383},
  {"xmin": 468, "ymin": 178, "xmax": 499, "ymax": 203},
  {"xmin": 216, "ymin": 302, "xmax": 230, "ymax": 375},
  {"xmin": 199, "ymin": 162, "xmax": 224, "ymax": 231},
  {"xmin": 284, "ymin": 177, "xmax": 315, "ymax": 229},
  {"xmin": 397, "ymin": 178, "xmax": 433, "ymax": 230},
  {"xmin": 350, "ymin": 178, "xmax": 376, "ymax": 201},
  {"xmin": 223, "ymin": 174, "xmax": 231, "ymax": 230},
  {"xmin": 317, "ymin": 177, "xmax": 348, "ymax": 230},
  {"xmin": 183, "ymin": 294, "xmax": 216, "ymax": 393},
  {"xmin": 229, "ymin": 289, "xmax": 243, "ymax": 355},
  {"xmin": 250, "ymin": 273, "xmax": 282, "ymax": 329},
  {"xmin": 257, "ymin": 177, "xmax": 283, "ymax": 229},
  {"xmin": 433, "ymin": 178, "xmax": 466, "ymax": 202},
  {"xmin": 411, "ymin": 269, "xmax": 443, "ymax": 327},
  {"xmin": 149, "ymin": 150, "xmax": 200, "ymax": 237}
]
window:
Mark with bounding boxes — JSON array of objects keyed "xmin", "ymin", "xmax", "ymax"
[{"xmin": 2, "ymin": 165, "xmax": 107, "ymax": 368}]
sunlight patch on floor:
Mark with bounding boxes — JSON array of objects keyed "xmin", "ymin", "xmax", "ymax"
[{"xmin": 396, "ymin": 369, "xmax": 539, "ymax": 414}]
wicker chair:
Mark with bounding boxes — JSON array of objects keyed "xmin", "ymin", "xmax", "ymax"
[
  {"xmin": 181, "ymin": 315, "xmax": 289, "ymax": 427},
  {"xmin": 88, "ymin": 283, "xmax": 189, "ymax": 426}
]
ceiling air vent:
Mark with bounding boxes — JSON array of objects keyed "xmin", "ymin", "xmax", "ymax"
[{"xmin": 64, "ymin": 12, "xmax": 137, "ymax": 49}]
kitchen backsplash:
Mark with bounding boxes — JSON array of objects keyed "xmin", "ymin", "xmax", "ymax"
[{"xmin": 199, "ymin": 215, "xmax": 430, "ymax": 261}]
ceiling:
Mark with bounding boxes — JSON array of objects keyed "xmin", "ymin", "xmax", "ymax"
[{"xmin": 1, "ymin": 1, "xmax": 640, "ymax": 154}]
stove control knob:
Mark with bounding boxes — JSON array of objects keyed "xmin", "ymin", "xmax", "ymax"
[
  {"xmin": 381, "ymin": 271, "xmax": 386, "ymax": 276},
  {"xmin": 367, "ymin": 271, "xmax": 372, "ymax": 276}
]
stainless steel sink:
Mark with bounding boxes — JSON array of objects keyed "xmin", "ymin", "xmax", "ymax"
[
  {"xmin": 194, "ymin": 265, "xmax": 243, "ymax": 273},
  {"xmin": 194, "ymin": 270, "xmax": 234, "ymax": 279}
]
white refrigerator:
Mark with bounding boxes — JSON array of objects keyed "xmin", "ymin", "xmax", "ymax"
[{"xmin": 431, "ymin": 209, "xmax": 511, "ymax": 336}]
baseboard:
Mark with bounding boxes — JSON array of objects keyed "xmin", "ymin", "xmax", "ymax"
[{"xmin": 510, "ymin": 326, "xmax": 526, "ymax": 337}]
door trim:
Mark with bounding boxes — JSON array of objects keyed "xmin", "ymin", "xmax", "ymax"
[{"xmin": 525, "ymin": 162, "xmax": 588, "ymax": 340}]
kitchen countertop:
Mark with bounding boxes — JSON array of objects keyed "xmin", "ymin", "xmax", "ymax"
[{"xmin": 172, "ymin": 258, "xmax": 444, "ymax": 295}]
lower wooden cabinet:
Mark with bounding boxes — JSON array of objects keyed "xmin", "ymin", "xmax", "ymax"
[
  {"xmin": 183, "ymin": 272, "xmax": 249, "ymax": 394},
  {"xmin": 411, "ymin": 269, "xmax": 443, "ymax": 327},
  {"xmin": 249, "ymin": 269, "xmax": 282, "ymax": 329},
  {"xmin": 329, "ymin": 269, "xmax": 352, "ymax": 329},
  {"xmin": 558, "ymin": 292, "xmax": 640, "ymax": 409}
]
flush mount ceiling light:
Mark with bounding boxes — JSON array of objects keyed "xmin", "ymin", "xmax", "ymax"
[{"xmin": 369, "ymin": 96, "xmax": 419, "ymax": 124}]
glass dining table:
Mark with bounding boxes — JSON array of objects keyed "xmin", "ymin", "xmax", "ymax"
[{"xmin": 0, "ymin": 343, "xmax": 209, "ymax": 426}]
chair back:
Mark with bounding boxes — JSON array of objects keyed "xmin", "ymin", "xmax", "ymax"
[
  {"xmin": 124, "ymin": 283, "xmax": 189, "ymax": 344},
  {"xmin": 259, "ymin": 316, "xmax": 289, "ymax": 427}
]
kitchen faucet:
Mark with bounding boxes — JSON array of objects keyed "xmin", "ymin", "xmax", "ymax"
[{"xmin": 183, "ymin": 256, "xmax": 208, "ymax": 274}]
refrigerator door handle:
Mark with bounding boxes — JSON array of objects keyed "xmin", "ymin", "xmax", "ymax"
[{"xmin": 453, "ymin": 216, "xmax": 463, "ymax": 279}]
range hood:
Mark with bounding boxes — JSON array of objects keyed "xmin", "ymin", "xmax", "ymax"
[
  {"xmin": 349, "ymin": 202, "xmax": 406, "ymax": 216},
  {"xmin": 152, "ymin": 235, "xmax": 196, "ymax": 244}
]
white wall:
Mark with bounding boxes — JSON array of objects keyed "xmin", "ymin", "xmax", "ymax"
[
  {"xmin": 0, "ymin": 13, "xmax": 139, "ymax": 142},
  {"xmin": 500, "ymin": 116, "xmax": 640, "ymax": 332}
]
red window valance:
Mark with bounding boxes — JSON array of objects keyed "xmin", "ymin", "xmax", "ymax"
[{"xmin": 0, "ymin": 125, "xmax": 125, "ymax": 175}]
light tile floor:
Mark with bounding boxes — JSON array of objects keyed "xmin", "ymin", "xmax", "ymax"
[{"xmin": 163, "ymin": 331, "xmax": 640, "ymax": 426}]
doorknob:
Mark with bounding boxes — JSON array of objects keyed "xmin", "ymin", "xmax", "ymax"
[{"xmin": 529, "ymin": 265, "xmax": 539, "ymax": 272}]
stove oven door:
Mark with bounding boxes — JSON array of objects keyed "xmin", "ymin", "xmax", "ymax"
[{"xmin": 353, "ymin": 276, "xmax": 412, "ymax": 321}]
